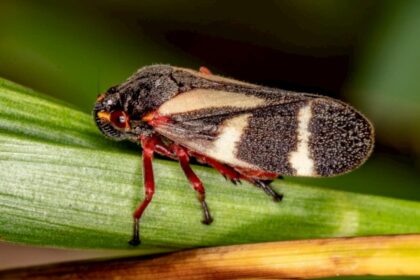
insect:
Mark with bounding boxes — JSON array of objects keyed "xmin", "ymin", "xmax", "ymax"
[{"xmin": 93, "ymin": 65, "xmax": 374, "ymax": 245}]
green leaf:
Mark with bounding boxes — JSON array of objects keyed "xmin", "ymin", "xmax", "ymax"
[{"xmin": 1, "ymin": 77, "xmax": 420, "ymax": 252}]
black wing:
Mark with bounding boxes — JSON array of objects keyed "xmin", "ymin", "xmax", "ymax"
[{"xmin": 152, "ymin": 86, "xmax": 374, "ymax": 177}]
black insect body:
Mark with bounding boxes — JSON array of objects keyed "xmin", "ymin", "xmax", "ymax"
[{"xmin": 93, "ymin": 65, "xmax": 374, "ymax": 245}]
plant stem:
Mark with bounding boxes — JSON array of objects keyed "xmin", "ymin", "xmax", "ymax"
[{"xmin": 1, "ymin": 234, "xmax": 419, "ymax": 279}]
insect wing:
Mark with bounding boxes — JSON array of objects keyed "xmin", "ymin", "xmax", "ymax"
[{"xmin": 152, "ymin": 88, "xmax": 373, "ymax": 177}]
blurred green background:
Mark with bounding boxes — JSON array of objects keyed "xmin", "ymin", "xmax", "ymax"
[
  {"xmin": 0, "ymin": 0, "xmax": 419, "ymax": 273},
  {"xmin": 1, "ymin": 0, "xmax": 419, "ymax": 200}
]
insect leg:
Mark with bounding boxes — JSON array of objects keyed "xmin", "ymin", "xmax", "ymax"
[
  {"xmin": 173, "ymin": 146, "xmax": 213, "ymax": 225},
  {"xmin": 189, "ymin": 152, "xmax": 241, "ymax": 184},
  {"xmin": 153, "ymin": 138, "xmax": 177, "ymax": 160},
  {"xmin": 253, "ymin": 179, "xmax": 283, "ymax": 202},
  {"xmin": 129, "ymin": 136, "xmax": 157, "ymax": 246},
  {"xmin": 235, "ymin": 168, "xmax": 283, "ymax": 202}
]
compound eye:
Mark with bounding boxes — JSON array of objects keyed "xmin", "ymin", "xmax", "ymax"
[{"xmin": 110, "ymin": 111, "xmax": 130, "ymax": 129}]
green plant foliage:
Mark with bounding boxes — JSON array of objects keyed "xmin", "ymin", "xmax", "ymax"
[
  {"xmin": 1, "ymin": 78, "xmax": 420, "ymax": 251},
  {"xmin": 351, "ymin": 0, "xmax": 420, "ymax": 152}
]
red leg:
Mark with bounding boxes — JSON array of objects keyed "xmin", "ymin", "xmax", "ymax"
[
  {"xmin": 199, "ymin": 66, "xmax": 212, "ymax": 75},
  {"xmin": 173, "ymin": 146, "xmax": 213, "ymax": 225},
  {"xmin": 153, "ymin": 138, "xmax": 177, "ymax": 160},
  {"xmin": 235, "ymin": 168, "xmax": 283, "ymax": 202},
  {"xmin": 189, "ymin": 151, "xmax": 241, "ymax": 184},
  {"xmin": 234, "ymin": 168, "xmax": 279, "ymax": 180},
  {"xmin": 129, "ymin": 136, "xmax": 157, "ymax": 246},
  {"xmin": 189, "ymin": 152, "xmax": 282, "ymax": 201}
]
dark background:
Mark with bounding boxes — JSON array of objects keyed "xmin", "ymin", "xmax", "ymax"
[{"xmin": 1, "ymin": 0, "xmax": 419, "ymax": 271}]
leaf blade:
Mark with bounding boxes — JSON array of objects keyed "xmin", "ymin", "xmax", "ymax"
[{"xmin": 0, "ymin": 77, "xmax": 419, "ymax": 251}]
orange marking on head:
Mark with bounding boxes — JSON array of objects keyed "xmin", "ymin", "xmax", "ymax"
[
  {"xmin": 96, "ymin": 94, "xmax": 106, "ymax": 102},
  {"xmin": 97, "ymin": 111, "xmax": 111, "ymax": 122}
]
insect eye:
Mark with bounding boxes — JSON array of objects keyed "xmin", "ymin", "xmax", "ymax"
[{"xmin": 110, "ymin": 111, "xmax": 130, "ymax": 129}]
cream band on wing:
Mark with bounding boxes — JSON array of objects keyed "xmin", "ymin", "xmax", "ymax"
[
  {"xmin": 207, "ymin": 113, "xmax": 258, "ymax": 169},
  {"xmin": 288, "ymin": 103, "xmax": 315, "ymax": 176},
  {"xmin": 157, "ymin": 89, "xmax": 266, "ymax": 116}
]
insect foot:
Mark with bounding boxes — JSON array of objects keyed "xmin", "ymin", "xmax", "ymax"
[
  {"xmin": 128, "ymin": 219, "xmax": 141, "ymax": 246},
  {"xmin": 254, "ymin": 180, "xmax": 284, "ymax": 202}
]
